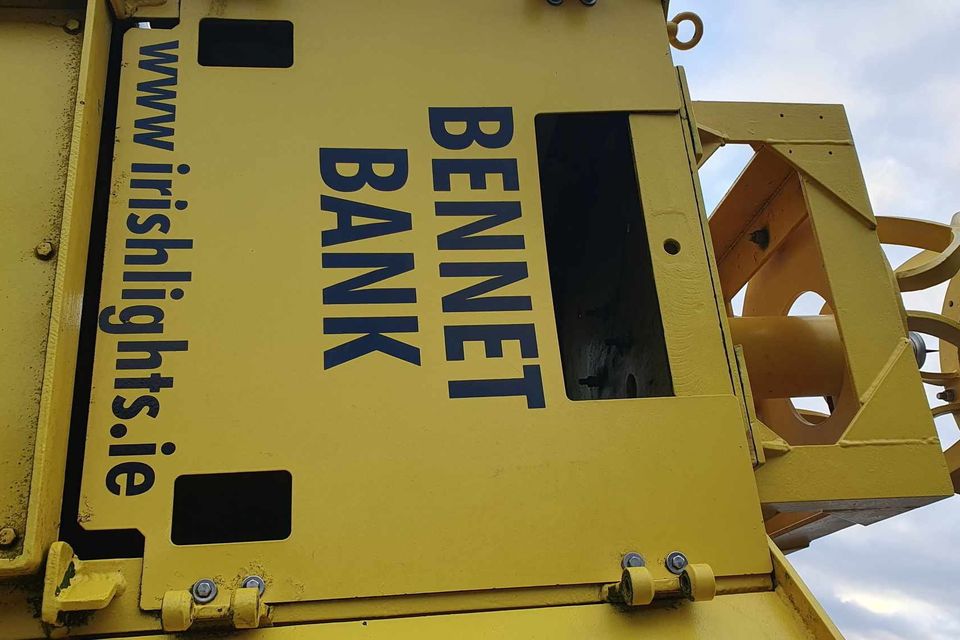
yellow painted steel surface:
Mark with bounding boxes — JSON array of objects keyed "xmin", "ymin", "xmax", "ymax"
[
  {"xmin": 79, "ymin": 0, "xmax": 771, "ymax": 610},
  {"xmin": 0, "ymin": 1, "xmax": 956, "ymax": 638},
  {"xmin": 0, "ymin": 0, "xmax": 107, "ymax": 576}
]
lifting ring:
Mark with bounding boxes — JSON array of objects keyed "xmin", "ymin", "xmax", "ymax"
[{"xmin": 668, "ymin": 12, "xmax": 704, "ymax": 51}]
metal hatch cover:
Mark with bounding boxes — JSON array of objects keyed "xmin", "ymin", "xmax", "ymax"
[{"xmin": 77, "ymin": 1, "xmax": 770, "ymax": 608}]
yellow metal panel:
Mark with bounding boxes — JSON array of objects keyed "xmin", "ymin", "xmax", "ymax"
[
  {"xmin": 73, "ymin": 1, "xmax": 772, "ymax": 610},
  {"xmin": 114, "ymin": 594, "xmax": 836, "ymax": 640},
  {"xmin": 0, "ymin": 0, "xmax": 109, "ymax": 576},
  {"xmin": 629, "ymin": 113, "xmax": 733, "ymax": 396},
  {"xmin": 693, "ymin": 101, "xmax": 853, "ymax": 147}
]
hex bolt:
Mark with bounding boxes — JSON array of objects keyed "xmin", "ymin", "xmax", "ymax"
[
  {"xmin": 64, "ymin": 18, "xmax": 82, "ymax": 34},
  {"xmin": 0, "ymin": 527, "xmax": 17, "ymax": 547},
  {"xmin": 665, "ymin": 551, "xmax": 689, "ymax": 575},
  {"xmin": 241, "ymin": 575, "xmax": 266, "ymax": 596},
  {"xmin": 621, "ymin": 552, "xmax": 645, "ymax": 569},
  {"xmin": 938, "ymin": 389, "xmax": 956, "ymax": 403},
  {"xmin": 191, "ymin": 578, "xmax": 218, "ymax": 604},
  {"xmin": 35, "ymin": 241, "xmax": 56, "ymax": 260}
]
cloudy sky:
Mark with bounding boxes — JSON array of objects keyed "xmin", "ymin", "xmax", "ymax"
[{"xmin": 675, "ymin": 2, "xmax": 960, "ymax": 638}]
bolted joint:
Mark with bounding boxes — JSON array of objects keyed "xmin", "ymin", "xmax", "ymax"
[
  {"xmin": 35, "ymin": 241, "xmax": 56, "ymax": 260},
  {"xmin": 191, "ymin": 578, "xmax": 217, "ymax": 604},
  {"xmin": 665, "ymin": 551, "xmax": 689, "ymax": 575},
  {"xmin": 621, "ymin": 552, "xmax": 645, "ymax": 569},
  {"xmin": 241, "ymin": 575, "xmax": 266, "ymax": 595},
  {"xmin": 0, "ymin": 527, "xmax": 17, "ymax": 547}
]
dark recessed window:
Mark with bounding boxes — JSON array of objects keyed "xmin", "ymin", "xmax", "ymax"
[
  {"xmin": 535, "ymin": 112, "xmax": 673, "ymax": 401},
  {"xmin": 198, "ymin": 18, "xmax": 294, "ymax": 68},
  {"xmin": 172, "ymin": 470, "xmax": 292, "ymax": 545}
]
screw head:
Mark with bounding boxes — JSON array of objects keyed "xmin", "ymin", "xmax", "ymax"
[
  {"xmin": 666, "ymin": 551, "xmax": 689, "ymax": 575},
  {"xmin": 241, "ymin": 575, "xmax": 266, "ymax": 595},
  {"xmin": 938, "ymin": 389, "xmax": 956, "ymax": 403},
  {"xmin": 547, "ymin": 0, "xmax": 564, "ymax": 5},
  {"xmin": 191, "ymin": 578, "xmax": 217, "ymax": 604},
  {"xmin": 0, "ymin": 527, "xmax": 17, "ymax": 547},
  {"xmin": 35, "ymin": 241, "xmax": 56, "ymax": 260},
  {"xmin": 64, "ymin": 18, "xmax": 82, "ymax": 34},
  {"xmin": 580, "ymin": 0, "xmax": 598, "ymax": 5},
  {"xmin": 621, "ymin": 552, "xmax": 645, "ymax": 569}
]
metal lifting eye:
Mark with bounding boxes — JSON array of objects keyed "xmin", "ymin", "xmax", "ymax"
[{"xmin": 667, "ymin": 11, "xmax": 704, "ymax": 51}]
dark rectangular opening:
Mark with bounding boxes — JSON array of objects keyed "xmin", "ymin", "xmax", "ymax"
[
  {"xmin": 172, "ymin": 470, "xmax": 292, "ymax": 545},
  {"xmin": 198, "ymin": 18, "xmax": 294, "ymax": 68},
  {"xmin": 535, "ymin": 112, "xmax": 673, "ymax": 401}
]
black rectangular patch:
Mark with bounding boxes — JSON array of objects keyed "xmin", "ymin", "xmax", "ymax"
[
  {"xmin": 535, "ymin": 112, "xmax": 673, "ymax": 401},
  {"xmin": 198, "ymin": 18, "xmax": 294, "ymax": 68},
  {"xmin": 171, "ymin": 470, "xmax": 292, "ymax": 545}
]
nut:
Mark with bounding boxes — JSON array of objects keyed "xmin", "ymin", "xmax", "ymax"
[
  {"xmin": 35, "ymin": 241, "xmax": 56, "ymax": 260},
  {"xmin": 0, "ymin": 527, "xmax": 17, "ymax": 547}
]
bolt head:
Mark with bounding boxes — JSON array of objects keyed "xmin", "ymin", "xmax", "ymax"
[
  {"xmin": 0, "ymin": 527, "xmax": 17, "ymax": 547},
  {"xmin": 666, "ymin": 551, "xmax": 689, "ymax": 575},
  {"xmin": 242, "ymin": 575, "xmax": 266, "ymax": 595},
  {"xmin": 191, "ymin": 579, "xmax": 217, "ymax": 603},
  {"xmin": 64, "ymin": 18, "xmax": 82, "ymax": 33},
  {"xmin": 621, "ymin": 552, "xmax": 645, "ymax": 569},
  {"xmin": 35, "ymin": 241, "xmax": 56, "ymax": 260}
]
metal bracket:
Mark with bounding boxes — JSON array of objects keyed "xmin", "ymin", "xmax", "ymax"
[
  {"xmin": 41, "ymin": 542, "xmax": 125, "ymax": 627},
  {"xmin": 161, "ymin": 584, "xmax": 271, "ymax": 632}
]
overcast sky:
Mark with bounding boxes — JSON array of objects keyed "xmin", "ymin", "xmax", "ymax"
[{"xmin": 675, "ymin": 2, "xmax": 960, "ymax": 638}]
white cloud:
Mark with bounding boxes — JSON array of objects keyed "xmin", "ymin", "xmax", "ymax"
[{"xmin": 678, "ymin": 2, "xmax": 960, "ymax": 638}]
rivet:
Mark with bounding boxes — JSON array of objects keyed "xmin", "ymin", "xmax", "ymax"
[
  {"xmin": 35, "ymin": 241, "xmax": 56, "ymax": 260},
  {"xmin": 0, "ymin": 527, "xmax": 17, "ymax": 547},
  {"xmin": 191, "ymin": 578, "xmax": 218, "ymax": 604}
]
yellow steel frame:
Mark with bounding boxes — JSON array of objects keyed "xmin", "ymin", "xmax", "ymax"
[
  {"xmin": 0, "ymin": 0, "xmax": 111, "ymax": 577},
  {"xmin": 695, "ymin": 100, "xmax": 953, "ymax": 550}
]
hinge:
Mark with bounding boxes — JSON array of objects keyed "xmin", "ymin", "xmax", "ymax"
[
  {"xmin": 161, "ymin": 581, "xmax": 271, "ymax": 632},
  {"xmin": 604, "ymin": 555, "xmax": 716, "ymax": 607}
]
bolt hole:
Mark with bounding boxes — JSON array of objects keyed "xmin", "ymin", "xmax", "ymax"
[
  {"xmin": 819, "ymin": 115, "xmax": 824, "ymax": 119},
  {"xmin": 779, "ymin": 113, "xmax": 785, "ymax": 118},
  {"xmin": 828, "ymin": 151, "xmax": 834, "ymax": 155},
  {"xmin": 663, "ymin": 239, "xmax": 681, "ymax": 255},
  {"xmin": 625, "ymin": 374, "xmax": 638, "ymax": 398},
  {"xmin": 950, "ymin": 300, "xmax": 955, "ymax": 308}
]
